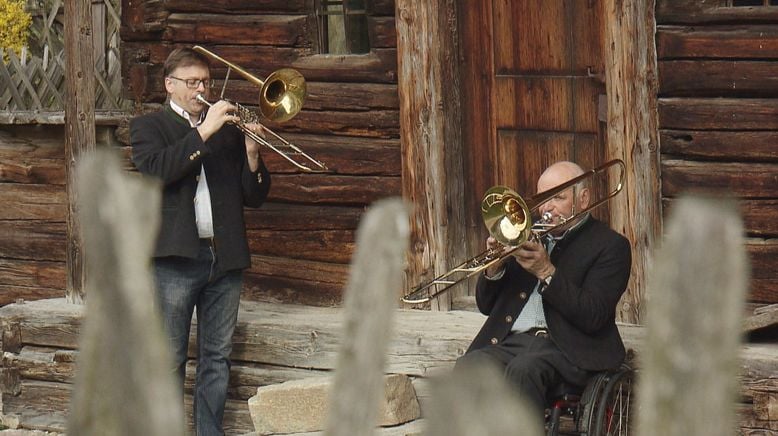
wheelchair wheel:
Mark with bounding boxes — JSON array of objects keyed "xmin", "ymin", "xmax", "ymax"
[{"xmin": 585, "ymin": 367, "xmax": 635, "ymax": 435}]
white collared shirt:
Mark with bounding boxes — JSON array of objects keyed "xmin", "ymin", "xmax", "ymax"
[{"xmin": 169, "ymin": 100, "xmax": 213, "ymax": 238}]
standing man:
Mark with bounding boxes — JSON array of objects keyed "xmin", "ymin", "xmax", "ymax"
[
  {"xmin": 131, "ymin": 47, "xmax": 271, "ymax": 436},
  {"xmin": 457, "ymin": 161, "xmax": 631, "ymax": 422}
]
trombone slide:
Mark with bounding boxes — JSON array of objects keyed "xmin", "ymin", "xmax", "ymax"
[{"xmin": 195, "ymin": 95, "xmax": 329, "ymax": 173}]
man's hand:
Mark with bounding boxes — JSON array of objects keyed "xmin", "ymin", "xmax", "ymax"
[
  {"xmin": 243, "ymin": 123, "xmax": 266, "ymax": 173},
  {"xmin": 512, "ymin": 239, "xmax": 555, "ymax": 280},
  {"xmin": 197, "ymin": 100, "xmax": 238, "ymax": 142},
  {"xmin": 484, "ymin": 236, "xmax": 509, "ymax": 278}
]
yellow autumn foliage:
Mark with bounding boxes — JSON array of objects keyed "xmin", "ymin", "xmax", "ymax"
[{"xmin": 0, "ymin": 0, "xmax": 31, "ymax": 61}]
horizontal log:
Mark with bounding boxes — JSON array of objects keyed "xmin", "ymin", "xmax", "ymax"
[
  {"xmin": 0, "ymin": 221, "xmax": 66, "ymax": 262},
  {"xmin": 659, "ymin": 60, "xmax": 778, "ymax": 97},
  {"xmin": 185, "ymin": 81, "xmax": 400, "ymax": 112},
  {"xmin": 660, "ymin": 130, "xmax": 778, "ymax": 162},
  {"xmin": 750, "ymin": 280, "xmax": 778, "ymax": 305},
  {"xmin": 0, "ymin": 184, "xmax": 66, "ymax": 221},
  {"xmin": 657, "ymin": 0, "xmax": 778, "ymax": 25},
  {"xmin": 1, "ymin": 379, "xmax": 253, "ymax": 434},
  {"xmin": 119, "ymin": 0, "xmax": 168, "ymax": 41},
  {"xmin": 246, "ymin": 229, "xmax": 354, "ymax": 263},
  {"xmin": 118, "ymin": 122, "xmax": 401, "ymax": 176},
  {"xmin": 659, "ymin": 98, "xmax": 778, "ymax": 130},
  {"xmin": 0, "ymin": 130, "xmax": 64, "ymax": 156},
  {"xmin": 0, "ymin": 259, "xmax": 65, "ymax": 293},
  {"xmin": 244, "ymin": 203, "xmax": 364, "ymax": 230},
  {"xmin": 243, "ymin": 253, "xmax": 350, "ymax": 306},
  {"xmin": 658, "ymin": 26, "xmax": 778, "ymax": 59},
  {"xmin": 748, "ymin": 239, "xmax": 778, "ymax": 278},
  {"xmin": 664, "ymin": 198, "xmax": 778, "ymax": 237},
  {"xmin": 0, "ymin": 285, "xmax": 63, "ymax": 307},
  {"xmin": 2, "ymin": 380, "xmax": 70, "ymax": 432},
  {"xmin": 2, "ymin": 299, "xmax": 776, "ymax": 381},
  {"xmin": 122, "ymin": 43, "xmax": 398, "ymax": 86},
  {"xmin": 161, "ymin": 0, "xmax": 307, "ymax": 14},
  {"xmin": 243, "ymin": 272, "xmax": 345, "ymax": 306},
  {"xmin": 246, "ymin": 255, "xmax": 349, "ymax": 286},
  {"xmin": 0, "ymin": 159, "xmax": 65, "ymax": 185},
  {"xmin": 738, "ymin": 402, "xmax": 778, "ymax": 433},
  {"xmin": 661, "ymin": 159, "xmax": 778, "ymax": 199},
  {"xmin": 264, "ymin": 109, "xmax": 399, "ymax": 139},
  {"xmin": 267, "ymin": 174, "xmax": 401, "ymax": 205},
  {"xmin": 164, "ymin": 13, "xmax": 309, "ymax": 46},
  {"xmin": 2, "ymin": 344, "xmax": 324, "ymax": 401},
  {"xmin": 2, "ymin": 347, "xmax": 75, "ymax": 384}
]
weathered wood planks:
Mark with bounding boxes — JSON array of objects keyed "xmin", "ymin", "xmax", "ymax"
[{"xmin": 0, "ymin": 299, "xmax": 775, "ymax": 434}]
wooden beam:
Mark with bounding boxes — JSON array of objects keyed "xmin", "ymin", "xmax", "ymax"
[
  {"xmin": 64, "ymin": 0, "xmax": 97, "ymax": 304},
  {"xmin": 603, "ymin": 0, "xmax": 662, "ymax": 324},
  {"xmin": 395, "ymin": 0, "xmax": 467, "ymax": 310}
]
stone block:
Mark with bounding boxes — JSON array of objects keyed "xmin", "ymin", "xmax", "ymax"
[{"xmin": 248, "ymin": 374, "xmax": 420, "ymax": 435}]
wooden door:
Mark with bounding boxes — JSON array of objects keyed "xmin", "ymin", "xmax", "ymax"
[{"xmin": 461, "ymin": 0, "xmax": 608, "ymax": 252}]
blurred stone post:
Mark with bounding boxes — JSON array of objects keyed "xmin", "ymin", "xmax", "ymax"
[
  {"xmin": 427, "ymin": 362, "xmax": 543, "ymax": 436},
  {"xmin": 67, "ymin": 149, "xmax": 185, "ymax": 436},
  {"xmin": 324, "ymin": 198, "xmax": 410, "ymax": 436},
  {"xmin": 636, "ymin": 195, "xmax": 749, "ymax": 436}
]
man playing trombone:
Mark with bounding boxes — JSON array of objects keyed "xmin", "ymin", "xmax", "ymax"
[
  {"xmin": 130, "ymin": 47, "xmax": 271, "ymax": 436},
  {"xmin": 457, "ymin": 161, "xmax": 631, "ymax": 425}
]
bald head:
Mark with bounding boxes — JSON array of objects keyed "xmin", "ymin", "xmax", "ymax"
[
  {"xmin": 538, "ymin": 161, "xmax": 585, "ymax": 192},
  {"xmin": 536, "ymin": 161, "xmax": 591, "ymax": 230}
]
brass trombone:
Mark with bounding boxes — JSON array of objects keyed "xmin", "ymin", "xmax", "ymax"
[
  {"xmin": 192, "ymin": 45, "xmax": 329, "ymax": 173},
  {"xmin": 401, "ymin": 159, "xmax": 626, "ymax": 304}
]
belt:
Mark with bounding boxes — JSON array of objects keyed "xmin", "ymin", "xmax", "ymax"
[{"xmin": 525, "ymin": 327, "xmax": 550, "ymax": 339}]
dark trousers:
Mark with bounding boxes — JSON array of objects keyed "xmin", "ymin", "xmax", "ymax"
[{"xmin": 456, "ymin": 332, "xmax": 590, "ymax": 417}]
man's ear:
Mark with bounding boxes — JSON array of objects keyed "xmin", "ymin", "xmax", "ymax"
[
  {"xmin": 164, "ymin": 77, "xmax": 174, "ymax": 95},
  {"xmin": 579, "ymin": 187, "xmax": 591, "ymax": 209}
]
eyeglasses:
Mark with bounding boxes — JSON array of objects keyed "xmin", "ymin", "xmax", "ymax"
[{"xmin": 168, "ymin": 76, "xmax": 214, "ymax": 89}]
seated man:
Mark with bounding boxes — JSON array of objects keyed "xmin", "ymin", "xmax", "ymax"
[{"xmin": 457, "ymin": 161, "xmax": 631, "ymax": 420}]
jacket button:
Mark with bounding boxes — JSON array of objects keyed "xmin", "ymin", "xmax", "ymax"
[
  {"xmin": 196, "ymin": 150, "xmax": 201, "ymax": 156},
  {"xmin": 195, "ymin": 175, "xmax": 200, "ymax": 182},
  {"xmin": 490, "ymin": 337, "xmax": 499, "ymax": 345},
  {"xmin": 519, "ymin": 292, "xmax": 527, "ymax": 300},
  {"xmin": 505, "ymin": 315, "xmax": 513, "ymax": 323},
  {"xmin": 189, "ymin": 155, "xmax": 195, "ymax": 161}
]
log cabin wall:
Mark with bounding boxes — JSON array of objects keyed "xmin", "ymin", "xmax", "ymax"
[
  {"xmin": 0, "ymin": 124, "xmax": 70, "ymax": 307},
  {"xmin": 656, "ymin": 0, "xmax": 778, "ymax": 308},
  {"xmin": 120, "ymin": 0, "xmax": 400, "ymax": 306}
]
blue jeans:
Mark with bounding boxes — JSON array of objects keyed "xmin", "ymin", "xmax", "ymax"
[{"xmin": 153, "ymin": 239, "xmax": 242, "ymax": 436}]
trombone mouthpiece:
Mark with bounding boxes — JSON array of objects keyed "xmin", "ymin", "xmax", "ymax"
[{"xmin": 195, "ymin": 94, "xmax": 210, "ymax": 106}]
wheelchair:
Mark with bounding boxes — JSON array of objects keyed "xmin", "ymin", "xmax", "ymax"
[{"xmin": 545, "ymin": 364, "xmax": 635, "ymax": 436}]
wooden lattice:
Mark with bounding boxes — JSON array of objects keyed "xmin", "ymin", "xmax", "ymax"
[{"xmin": 0, "ymin": 0, "xmax": 128, "ymax": 117}]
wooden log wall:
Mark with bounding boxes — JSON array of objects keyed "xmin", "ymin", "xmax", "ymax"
[
  {"xmin": 0, "ymin": 300, "xmax": 775, "ymax": 434},
  {"xmin": 120, "ymin": 0, "xmax": 398, "ymax": 306},
  {"xmin": 656, "ymin": 0, "xmax": 778, "ymax": 306},
  {"xmin": 0, "ymin": 125, "xmax": 72, "ymax": 307}
]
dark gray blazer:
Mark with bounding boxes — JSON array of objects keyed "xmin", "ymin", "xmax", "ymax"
[
  {"xmin": 130, "ymin": 107, "xmax": 271, "ymax": 273},
  {"xmin": 467, "ymin": 217, "xmax": 632, "ymax": 371}
]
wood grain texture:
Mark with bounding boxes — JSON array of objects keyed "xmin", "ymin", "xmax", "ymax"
[
  {"xmin": 603, "ymin": 0, "xmax": 662, "ymax": 324},
  {"xmin": 63, "ymin": 0, "xmax": 97, "ymax": 303},
  {"xmin": 395, "ymin": 0, "xmax": 468, "ymax": 310}
]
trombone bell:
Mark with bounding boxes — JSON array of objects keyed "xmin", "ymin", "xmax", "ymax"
[
  {"xmin": 192, "ymin": 45, "xmax": 308, "ymax": 123},
  {"xmin": 260, "ymin": 68, "xmax": 306, "ymax": 123}
]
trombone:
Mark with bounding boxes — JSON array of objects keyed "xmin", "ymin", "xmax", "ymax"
[
  {"xmin": 401, "ymin": 159, "xmax": 626, "ymax": 305},
  {"xmin": 192, "ymin": 45, "xmax": 329, "ymax": 173}
]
